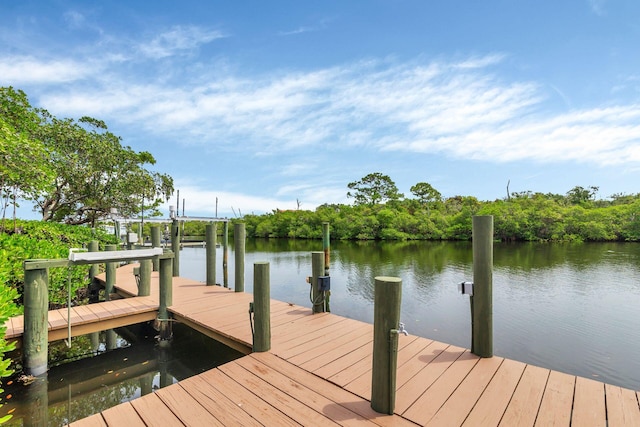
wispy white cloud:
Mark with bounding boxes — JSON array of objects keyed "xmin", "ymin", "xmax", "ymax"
[
  {"xmin": 0, "ymin": 56, "xmax": 94, "ymax": 84},
  {"xmin": 589, "ymin": 0, "xmax": 606, "ymax": 15},
  {"xmin": 137, "ymin": 25, "xmax": 226, "ymax": 59}
]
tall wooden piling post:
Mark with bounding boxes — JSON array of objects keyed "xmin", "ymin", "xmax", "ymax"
[
  {"xmin": 322, "ymin": 222, "xmax": 330, "ymax": 275},
  {"xmin": 138, "ymin": 259, "xmax": 152, "ymax": 296},
  {"xmin": 88, "ymin": 240, "xmax": 99, "ymax": 280},
  {"xmin": 472, "ymin": 215, "xmax": 494, "ymax": 357},
  {"xmin": 23, "ymin": 265, "xmax": 49, "ymax": 377},
  {"xmin": 234, "ymin": 222, "xmax": 245, "ymax": 292},
  {"xmin": 206, "ymin": 223, "xmax": 217, "ymax": 286},
  {"xmin": 171, "ymin": 219, "xmax": 180, "ymax": 277},
  {"xmin": 311, "ymin": 252, "xmax": 325, "ymax": 314},
  {"xmin": 151, "ymin": 225, "xmax": 161, "ymax": 271},
  {"xmin": 159, "ymin": 254, "xmax": 174, "ymax": 340},
  {"xmin": 371, "ymin": 276, "xmax": 403, "ymax": 415},
  {"xmin": 223, "ymin": 221, "xmax": 229, "ymax": 288},
  {"xmin": 253, "ymin": 262, "xmax": 271, "ymax": 352},
  {"xmin": 104, "ymin": 244, "xmax": 117, "ymax": 301}
]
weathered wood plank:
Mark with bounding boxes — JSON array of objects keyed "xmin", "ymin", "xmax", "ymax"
[
  {"xmin": 460, "ymin": 358, "xmax": 526, "ymax": 427},
  {"xmin": 68, "ymin": 413, "xmax": 107, "ymax": 427},
  {"xmin": 101, "ymin": 402, "xmax": 146, "ymax": 427},
  {"xmin": 154, "ymin": 383, "xmax": 225, "ymax": 427},
  {"xmin": 250, "ymin": 352, "xmax": 418, "ymax": 427},
  {"xmin": 129, "ymin": 391, "xmax": 186, "ymax": 426},
  {"xmin": 605, "ymin": 383, "xmax": 640, "ymax": 427},
  {"xmin": 534, "ymin": 370, "xmax": 575, "ymax": 427},
  {"xmin": 499, "ymin": 364, "xmax": 549, "ymax": 427},
  {"xmin": 571, "ymin": 376, "xmax": 606, "ymax": 427},
  {"xmin": 425, "ymin": 356, "xmax": 504, "ymax": 427},
  {"xmin": 401, "ymin": 349, "xmax": 480, "ymax": 425},
  {"xmin": 179, "ymin": 374, "xmax": 264, "ymax": 427}
]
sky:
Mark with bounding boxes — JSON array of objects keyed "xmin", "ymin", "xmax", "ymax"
[{"xmin": 2, "ymin": 0, "xmax": 640, "ymax": 219}]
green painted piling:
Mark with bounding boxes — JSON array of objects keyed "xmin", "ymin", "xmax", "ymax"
[
  {"xmin": 253, "ymin": 262, "xmax": 271, "ymax": 352},
  {"xmin": 472, "ymin": 215, "xmax": 493, "ymax": 358},
  {"xmin": 234, "ymin": 222, "xmax": 245, "ymax": 292},
  {"xmin": 106, "ymin": 329, "xmax": 117, "ymax": 351},
  {"xmin": 171, "ymin": 219, "xmax": 180, "ymax": 277},
  {"xmin": 206, "ymin": 223, "xmax": 217, "ymax": 286},
  {"xmin": 371, "ymin": 276, "xmax": 402, "ymax": 415},
  {"xmin": 151, "ymin": 225, "xmax": 161, "ymax": 271},
  {"xmin": 104, "ymin": 244, "xmax": 117, "ymax": 301},
  {"xmin": 88, "ymin": 240, "xmax": 99, "ymax": 280},
  {"xmin": 159, "ymin": 255, "xmax": 173, "ymax": 340},
  {"xmin": 23, "ymin": 267, "xmax": 49, "ymax": 377},
  {"xmin": 223, "ymin": 221, "xmax": 229, "ymax": 288},
  {"xmin": 311, "ymin": 252, "xmax": 325, "ymax": 314},
  {"xmin": 322, "ymin": 222, "xmax": 330, "ymax": 275},
  {"xmin": 139, "ymin": 259, "xmax": 152, "ymax": 296}
]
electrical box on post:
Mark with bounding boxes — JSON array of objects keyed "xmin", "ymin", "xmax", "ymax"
[
  {"xmin": 459, "ymin": 281, "xmax": 474, "ymax": 296},
  {"xmin": 318, "ymin": 276, "xmax": 331, "ymax": 292}
]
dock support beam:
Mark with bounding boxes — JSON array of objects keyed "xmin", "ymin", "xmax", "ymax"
[
  {"xmin": 311, "ymin": 252, "xmax": 325, "ymax": 314},
  {"xmin": 206, "ymin": 223, "xmax": 217, "ymax": 286},
  {"xmin": 223, "ymin": 221, "xmax": 229, "ymax": 288},
  {"xmin": 371, "ymin": 276, "xmax": 402, "ymax": 415},
  {"xmin": 151, "ymin": 225, "xmax": 161, "ymax": 271},
  {"xmin": 234, "ymin": 222, "xmax": 245, "ymax": 292},
  {"xmin": 253, "ymin": 262, "xmax": 271, "ymax": 352},
  {"xmin": 171, "ymin": 219, "xmax": 180, "ymax": 277},
  {"xmin": 88, "ymin": 240, "xmax": 99, "ymax": 281},
  {"xmin": 159, "ymin": 255, "xmax": 174, "ymax": 340},
  {"xmin": 138, "ymin": 259, "xmax": 152, "ymax": 296},
  {"xmin": 471, "ymin": 215, "xmax": 493, "ymax": 358},
  {"xmin": 23, "ymin": 266, "xmax": 49, "ymax": 377},
  {"xmin": 104, "ymin": 244, "xmax": 117, "ymax": 301}
]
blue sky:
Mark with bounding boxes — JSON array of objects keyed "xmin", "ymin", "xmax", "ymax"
[{"xmin": 2, "ymin": 0, "xmax": 640, "ymax": 218}]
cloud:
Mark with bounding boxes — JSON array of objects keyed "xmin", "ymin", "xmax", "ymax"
[
  {"xmin": 0, "ymin": 56, "xmax": 94, "ymax": 84},
  {"xmin": 588, "ymin": 0, "xmax": 607, "ymax": 15},
  {"xmin": 137, "ymin": 25, "xmax": 226, "ymax": 59}
]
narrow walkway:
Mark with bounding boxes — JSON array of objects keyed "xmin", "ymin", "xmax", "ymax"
[{"xmin": 8, "ymin": 264, "xmax": 640, "ymax": 426}]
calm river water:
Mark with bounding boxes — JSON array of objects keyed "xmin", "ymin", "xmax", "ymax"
[{"xmin": 181, "ymin": 239, "xmax": 640, "ymax": 391}]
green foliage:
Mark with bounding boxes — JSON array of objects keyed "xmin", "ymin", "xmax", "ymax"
[
  {"xmin": 242, "ymin": 184, "xmax": 640, "ymax": 242},
  {"xmin": 0, "ymin": 87, "xmax": 174, "ymax": 227},
  {"xmin": 347, "ymin": 172, "xmax": 404, "ymax": 205}
]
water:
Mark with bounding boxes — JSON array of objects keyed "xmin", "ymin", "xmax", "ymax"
[
  {"xmin": 181, "ymin": 239, "xmax": 640, "ymax": 391},
  {"xmin": 1, "ymin": 323, "xmax": 243, "ymax": 426}
]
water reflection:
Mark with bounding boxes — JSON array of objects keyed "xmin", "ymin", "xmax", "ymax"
[
  {"xmin": 1, "ymin": 323, "xmax": 243, "ymax": 426},
  {"xmin": 181, "ymin": 240, "xmax": 640, "ymax": 390}
]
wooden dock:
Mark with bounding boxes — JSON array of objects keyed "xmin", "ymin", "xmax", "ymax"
[{"xmin": 6, "ymin": 264, "xmax": 640, "ymax": 426}]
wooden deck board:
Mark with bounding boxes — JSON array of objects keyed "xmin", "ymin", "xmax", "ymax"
[
  {"xmin": 498, "ymin": 363, "xmax": 549, "ymax": 427},
  {"xmin": 17, "ymin": 264, "xmax": 640, "ymax": 426},
  {"xmin": 534, "ymin": 370, "xmax": 575, "ymax": 427},
  {"xmin": 68, "ymin": 413, "xmax": 107, "ymax": 427}
]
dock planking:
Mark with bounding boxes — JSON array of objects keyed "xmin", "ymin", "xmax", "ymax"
[{"xmin": 8, "ymin": 263, "xmax": 640, "ymax": 426}]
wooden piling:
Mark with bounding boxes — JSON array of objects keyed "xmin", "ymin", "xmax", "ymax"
[
  {"xmin": 159, "ymin": 255, "xmax": 173, "ymax": 340},
  {"xmin": 88, "ymin": 240, "xmax": 99, "ymax": 280},
  {"xmin": 151, "ymin": 225, "xmax": 161, "ymax": 271},
  {"xmin": 253, "ymin": 262, "xmax": 271, "ymax": 352},
  {"xmin": 23, "ymin": 266, "xmax": 49, "ymax": 377},
  {"xmin": 371, "ymin": 276, "xmax": 402, "ymax": 415},
  {"xmin": 138, "ymin": 259, "xmax": 152, "ymax": 296},
  {"xmin": 223, "ymin": 221, "xmax": 229, "ymax": 288},
  {"xmin": 171, "ymin": 219, "xmax": 180, "ymax": 277},
  {"xmin": 104, "ymin": 244, "xmax": 117, "ymax": 301},
  {"xmin": 234, "ymin": 222, "xmax": 245, "ymax": 292},
  {"xmin": 472, "ymin": 215, "xmax": 493, "ymax": 358},
  {"xmin": 206, "ymin": 223, "xmax": 217, "ymax": 286},
  {"xmin": 322, "ymin": 222, "xmax": 330, "ymax": 275},
  {"xmin": 311, "ymin": 252, "xmax": 325, "ymax": 314}
]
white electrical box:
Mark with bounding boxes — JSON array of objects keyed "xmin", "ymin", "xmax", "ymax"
[
  {"xmin": 459, "ymin": 281, "xmax": 474, "ymax": 296},
  {"xmin": 128, "ymin": 232, "xmax": 139, "ymax": 243}
]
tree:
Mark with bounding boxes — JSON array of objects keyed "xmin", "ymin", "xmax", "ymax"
[
  {"xmin": 27, "ymin": 114, "xmax": 174, "ymax": 226},
  {"xmin": 566, "ymin": 185, "xmax": 599, "ymax": 206},
  {"xmin": 347, "ymin": 172, "xmax": 403, "ymax": 205},
  {"xmin": 410, "ymin": 182, "xmax": 442, "ymax": 208}
]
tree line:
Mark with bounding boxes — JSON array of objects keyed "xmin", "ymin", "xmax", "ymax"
[{"xmin": 241, "ymin": 173, "xmax": 640, "ymax": 242}]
